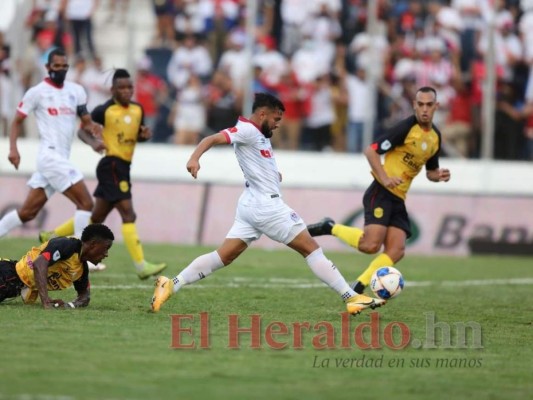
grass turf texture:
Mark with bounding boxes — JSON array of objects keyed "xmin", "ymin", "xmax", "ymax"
[{"xmin": 0, "ymin": 238, "xmax": 532, "ymax": 400}]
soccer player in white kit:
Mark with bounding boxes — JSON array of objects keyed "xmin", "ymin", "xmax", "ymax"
[
  {"xmin": 151, "ymin": 92, "xmax": 385, "ymax": 315},
  {"xmin": 0, "ymin": 48, "xmax": 103, "ymax": 241}
]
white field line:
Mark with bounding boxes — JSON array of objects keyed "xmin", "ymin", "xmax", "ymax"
[{"xmin": 90, "ymin": 277, "xmax": 533, "ymax": 290}]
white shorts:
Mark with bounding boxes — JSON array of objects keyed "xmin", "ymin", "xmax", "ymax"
[
  {"xmin": 226, "ymin": 196, "xmax": 306, "ymax": 245},
  {"xmin": 27, "ymin": 151, "xmax": 84, "ymax": 199}
]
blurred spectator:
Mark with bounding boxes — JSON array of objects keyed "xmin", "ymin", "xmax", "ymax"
[
  {"xmin": 0, "ymin": 34, "xmax": 11, "ymax": 136},
  {"xmin": 205, "ymin": 70, "xmax": 241, "ymax": 134},
  {"xmin": 152, "ymin": 0, "xmax": 176, "ymax": 47},
  {"xmin": 202, "ymin": 0, "xmax": 241, "ymax": 64},
  {"xmin": 451, "ymin": 0, "xmax": 483, "ymax": 72},
  {"xmin": 168, "ymin": 73, "xmax": 206, "ymax": 144},
  {"xmin": 26, "ymin": 0, "xmax": 63, "ymax": 40},
  {"xmin": 280, "ymin": 0, "xmax": 311, "ymax": 56},
  {"xmin": 34, "ymin": 10, "xmax": 73, "ymax": 66},
  {"xmin": 253, "ymin": 36, "xmax": 289, "ymax": 88},
  {"xmin": 291, "ymin": 37, "xmax": 331, "ymax": 84},
  {"xmin": 477, "ymin": 6, "xmax": 523, "ymax": 82},
  {"xmin": 343, "ymin": 64, "xmax": 371, "ymax": 153},
  {"xmin": 61, "ymin": 0, "xmax": 99, "ymax": 60},
  {"xmin": 301, "ymin": 73, "xmax": 335, "ymax": 151},
  {"xmin": 78, "ymin": 56, "xmax": 112, "ymax": 112},
  {"xmin": 272, "ymin": 69, "xmax": 312, "ymax": 150},
  {"xmin": 217, "ymin": 30, "xmax": 248, "ymax": 92},
  {"xmin": 134, "ymin": 56, "xmax": 168, "ymax": 135},
  {"xmin": 300, "ymin": 2, "xmax": 342, "ymax": 66},
  {"xmin": 173, "ymin": 0, "xmax": 206, "ymax": 40},
  {"xmin": 441, "ymin": 81, "xmax": 473, "ymax": 158},
  {"xmin": 494, "ymin": 80, "xmax": 527, "ymax": 159},
  {"xmin": 166, "ymin": 34, "xmax": 213, "ymax": 91}
]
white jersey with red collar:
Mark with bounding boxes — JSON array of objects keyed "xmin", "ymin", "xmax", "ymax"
[
  {"xmin": 221, "ymin": 116, "xmax": 281, "ymax": 204},
  {"xmin": 17, "ymin": 78, "xmax": 87, "ymax": 159}
]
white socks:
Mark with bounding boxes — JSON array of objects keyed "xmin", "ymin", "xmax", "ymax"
[
  {"xmin": 172, "ymin": 251, "xmax": 224, "ymax": 293},
  {"xmin": 306, "ymin": 248, "xmax": 356, "ymax": 302},
  {"xmin": 0, "ymin": 210, "xmax": 23, "ymax": 238},
  {"xmin": 74, "ymin": 210, "xmax": 92, "ymax": 237}
]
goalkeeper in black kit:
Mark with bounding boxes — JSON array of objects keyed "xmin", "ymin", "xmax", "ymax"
[{"xmin": 0, "ymin": 224, "xmax": 114, "ymax": 308}]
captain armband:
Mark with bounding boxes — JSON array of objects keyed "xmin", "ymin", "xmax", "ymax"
[{"xmin": 76, "ymin": 104, "xmax": 89, "ymax": 117}]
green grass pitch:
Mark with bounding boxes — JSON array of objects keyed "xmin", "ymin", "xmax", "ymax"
[{"xmin": 0, "ymin": 238, "xmax": 532, "ymax": 400}]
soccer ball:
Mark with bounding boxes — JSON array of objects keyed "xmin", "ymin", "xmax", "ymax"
[{"xmin": 370, "ymin": 266, "xmax": 404, "ymax": 300}]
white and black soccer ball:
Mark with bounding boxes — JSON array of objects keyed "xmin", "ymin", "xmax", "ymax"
[{"xmin": 370, "ymin": 266, "xmax": 404, "ymax": 300}]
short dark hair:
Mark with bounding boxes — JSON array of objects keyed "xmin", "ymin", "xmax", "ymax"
[
  {"xmin": 112, "ymin": 68, "xmax": 131, "ymax": 85},
  {"xmin": 252, "ymin": 92, "xmax": 285, "ymax": 113},
  {"xmin": 47, "ymin": 48, "xmax": 67, "ymax": 65},
  {"xmin": 417, "ymin": 86, "xmax": 437, "ymax": 100},
  {"xmin": 81, "ymin": 224, "xmax": 115, "ymax": 243}
]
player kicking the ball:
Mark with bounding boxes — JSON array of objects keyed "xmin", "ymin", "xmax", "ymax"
[{"xmin": 151, "ymin": 93, "xmax": 385, "ymax": 315}]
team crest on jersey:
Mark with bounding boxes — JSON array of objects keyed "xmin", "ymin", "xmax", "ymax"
[
  {"xmin": 421, "ymin": 142, "xmax": 428, "ymax": 151},
  {"xmin": 374, "ymin": 207, "xmax": 384, "ymax": 219},
  {"xmin": 290, "ymin": 211, "xmax": 299, "ymax": 222},
  {"xmin": 124, "ymin": 115, "xmax": 132, "ymax": 124},
  {"xmin": 119, "ymin": 180, "xmax": 129, "ymax": 192},
  {"xmin": 53, "ymin": 250, "xmax": 61, "ymax": 261},
  {"xmin": 380, "ymin": 140, "xmax": 392, "ymax": 151}
]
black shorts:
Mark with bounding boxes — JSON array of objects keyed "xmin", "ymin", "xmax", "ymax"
[
  {"xmin": 93, "ymin": 156, "xmax": 132, "ymax": 203},
  {"xmin": 363, "ymin": 180, "xmax": 412, "ymax": 238},
  {"xmin": 0, "ymin": 259, "xmax": 24, "ymax": 303}
]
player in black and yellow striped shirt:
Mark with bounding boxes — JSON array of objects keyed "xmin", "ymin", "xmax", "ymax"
[
  {"xmin": 40, "ymin": 69, "xmax": 166, "ymax": 280},
  {"xmin": 0, "ymin": 224, "xmax": 113, "ymax": 308},
  {"xmin": 308, "ymin": 87, "xmax": 451, "ymax": 294}
]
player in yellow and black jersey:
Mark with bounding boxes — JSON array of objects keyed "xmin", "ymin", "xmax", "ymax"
[
  {"xmin": 0, "ymin": 224, "xmax": 113, "ymax": 308},
  {"xmin": 39, "ymin": 69, "xmax": 166, "ymax": 280},
  {"xmin": 307, "ymin": 86, "xmax": 451, "ymax": 295}
]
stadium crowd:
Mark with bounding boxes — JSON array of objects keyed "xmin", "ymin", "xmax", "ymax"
[{"xmin": 1, "ymin": 0, "xmax": 533, "ymax": 160}]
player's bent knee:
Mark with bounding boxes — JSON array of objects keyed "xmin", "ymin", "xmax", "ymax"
[
  {"xmin": 358, "ymin": 242, "xmax": 382, "ymax": 254},
  {"xmin": 18, "ymin": 209, "xmax": 38, "ymax": 222}
]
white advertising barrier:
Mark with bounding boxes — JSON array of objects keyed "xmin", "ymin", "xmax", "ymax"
[{"xmin": 1, "ymin": 138, "xmax": 533, "ymax": 255}]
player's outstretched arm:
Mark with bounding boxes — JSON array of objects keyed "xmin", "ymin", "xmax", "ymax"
[
  {"xmin": 78, "ymin": 128, "xmax": 106, "ymax": 153},
  {"xmin": 186, "ymin": 132, "xmax": 229, "ymax": 179},
  {"xmin": 8, "ymin": 113, "xmax": 26, "ymax": 170}
]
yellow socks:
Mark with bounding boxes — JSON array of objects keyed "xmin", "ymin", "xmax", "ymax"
[
  {"xmin": 331, "ymin": 224, "xmax": 364, "ymax": 249},
  {"xmin": 122, "ymin": 222, "xmax": 145, "ymax": 269},
  {"xmin": 53, "ymin": 218, "xmax": 75, "ymax": 237},
  {"xmin": 357, "ymin": 253, "xmax": 394, "ymax": 286}
]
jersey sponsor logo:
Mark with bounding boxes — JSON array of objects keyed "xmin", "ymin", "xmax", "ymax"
[
  {"xmin": 402, "ymin": 152, "xmax": 421, "ymax": 170},
  {"xmin": 18, "ymin": 101, "xmax": 23, "ymax": 107},
  {"xmin": 373, "ymin": 207, "xmax": 384, "ymax": 219},
  {"xmin": 380, "ymin": 140, "xmax": 392, "ymax": 151},
  {"xmin": 47, "ymin": 107, "xmax": 75, "ymax": 116},
  {"xmin": 47, "ymin": 271, "xmax": 62, "ymax": 290},
  {"xmin": 52, "ymin": 250, "xmax": 61, "ymax": 261},
  {"xmin": 119, "ymin": 180, "xmax": 129, "ymax": 192},
  {"xmin": 260, "ymin": 149, "xmax": 273, "ymax": 158}
]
